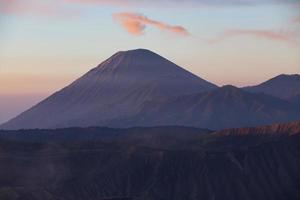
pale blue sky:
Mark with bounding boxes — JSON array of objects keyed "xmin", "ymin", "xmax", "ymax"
[{"xmin": 0, "ymin": 0, "xmax": 299, "ymax": 123}]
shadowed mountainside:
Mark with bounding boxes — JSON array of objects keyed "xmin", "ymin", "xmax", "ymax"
[
  {"xmin": 244, "ymin": 74, "xmax": 300, "ymax": 100},
  {"xmin": 0, "ymin": 121, "xmax": 300, "ymax": 200},
  {"xmin": 125, "ymin": 85, "xmax": 300, "ymax": 130}
]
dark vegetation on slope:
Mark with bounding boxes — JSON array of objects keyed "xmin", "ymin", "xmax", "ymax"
[{"xmin": 0, "ymin": 122, "xmax": 300, "ymax": 200}]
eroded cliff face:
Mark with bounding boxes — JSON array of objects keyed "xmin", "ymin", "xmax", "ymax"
[{"xmin": 0, "ymin": 124, "xmax": 299, "ymax": 200}]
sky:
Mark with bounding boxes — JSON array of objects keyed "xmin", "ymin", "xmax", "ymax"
[{"xmin": 0, "ymin": 0, "xmax": 300, "ymax": 123}]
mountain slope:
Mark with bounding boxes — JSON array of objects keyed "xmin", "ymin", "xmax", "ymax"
[
  {"xmin": 1, "ymin": 49, "xmax": 217, "ymax": 130},
  {"xmin": 244, "ymin": 74, "xmax": 300, "ymax": 100},
  {"xmin": 290, "ymin": 93, "xmax": 300, "ymax": 108},
  {"xmin": 129, "ymin": 86, "xmax": 300, "ymax": 130},
  {"xmin": 0, "ymin": 123, "xmax": 300, "ymax": 200}
]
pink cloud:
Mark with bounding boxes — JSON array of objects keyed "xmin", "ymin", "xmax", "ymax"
[
  {"xmin": 113, "ymin": 12, "xmax": 190, "ymax": 36},
  {"xmin": 208, "ymin": 29, "xmax": 296, "ymax": 44}
]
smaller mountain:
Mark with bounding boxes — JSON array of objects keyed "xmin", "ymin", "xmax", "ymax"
[
  {"xmin": 244, "ymin": 74, "xmax": 300, "ymax": 100},
  {"xmin": 129, "ymin": 85, "xmax": 300, "ymax": 130}
]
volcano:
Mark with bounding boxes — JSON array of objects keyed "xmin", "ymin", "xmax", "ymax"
[{"xmin": 1, "ymin": 49, "xmax": 217, "ymax": 129}]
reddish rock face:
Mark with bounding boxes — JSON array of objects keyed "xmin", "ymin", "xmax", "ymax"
[{"xmin": 215, "ymin": 120, "xmax": 300, "ymax": 136}]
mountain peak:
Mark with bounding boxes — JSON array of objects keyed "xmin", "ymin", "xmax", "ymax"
[
  {"xmin": 89, "ymin": 49, "xmax": 216, "ymax": 91},
  {"xmin": 274, "ymin": 74, "xmax": 300, "ymax": 80},
  {"xmin": 111, "ymin": 49, "xmax": 161, "ymax": 61},
  {"xmin": 86, "ymin": 49, "xmax": 170, "ymax": 77},
  {"xmin": 244, "ymin": 73, "xmax": 300, "ymax": 99},
  {"xmin": 116, "ymin": 48, "xmax": 155, "ymax": 55},
  {"xmin": 221, "ymin": 85, "xmax": 239, "ymax": 90},
  {"xmin": 216, "ymin": 85, "xmax": 241, "ymax": 95}
]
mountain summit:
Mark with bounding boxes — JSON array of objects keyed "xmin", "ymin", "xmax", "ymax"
[
  {"xmin": 244, "ymin": 74, "xmax": 300, "ymax": 100},
  {"xmin": 1, "ymin": 49, "xmax": 217, "ymax": 129}
]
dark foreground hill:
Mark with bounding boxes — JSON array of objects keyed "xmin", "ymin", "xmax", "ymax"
[{"xmin": 0, "ymin": 121, "xmax": 300, "ymax": 200}]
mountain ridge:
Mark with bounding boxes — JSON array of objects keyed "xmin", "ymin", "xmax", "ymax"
[
  {"xmin": 127, "ymin": 85, "xmax": 300, "ymax": 129},
  {"xmin": 244, "ymin": 74, "xmax": 300, "ymax": 100},
  {"xmin": 1, "ymin": 49, "xmax": 300, "ymax": 130}
]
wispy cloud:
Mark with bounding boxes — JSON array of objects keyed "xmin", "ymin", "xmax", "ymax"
[
  {"xmin": 113, "ymin": 12, "xmax": 190, "ymax": 36},
  {"xmin": 1, "ymin": 0, "xmax": 298, "ymax": 17},
  {"xmin": 208, "ymin": 29, "xmax": 297, "ymax": 44},
  {"xmin": 67, "ymin": 0, "xmax": 300, "ymax": 7},
  {"xmin": 1, "ymin": 0, "xmax": 298, "ymax": 44}
]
